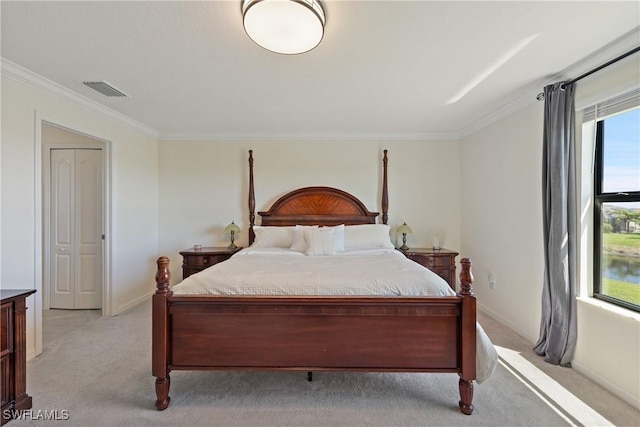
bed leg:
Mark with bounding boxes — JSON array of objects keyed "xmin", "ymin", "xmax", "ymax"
[
  {"xmin": 458, "ymin": 378, "xmax": 474, "ymax": 415},
  {"xmin": 155, "ymin": 375, "xmax": 171, "ymax": 410},
  {"xmin": 307, "ymin": 371, "xmax": 313, "ymax": 382},
  {"xmin": 153, "ymin": 257, "xmax": 172, "ymax": 411}
]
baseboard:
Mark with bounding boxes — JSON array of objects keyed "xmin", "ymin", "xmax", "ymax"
[
  {"xmin": 571, "ymin": 360, "xmax": 640, "ymax": 410},
  {"xmin": 478, "ymin": 302, "xmax": 640, "ymax": 410},
  {"xmin": 26, "ymin": 348, "xmax": 37, "ymax": 362},
  {"xmin": 477, "ymin": 302, "xmax": 538, "ymax": 344},
  {"xmin": 117, "ymin": 290, "xmax": 154, "ymax": 314}
]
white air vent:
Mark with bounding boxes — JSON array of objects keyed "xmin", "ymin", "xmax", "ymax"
[{"xmin": 82, "ymin": 81, "xmax": 128, "ymax": 97}]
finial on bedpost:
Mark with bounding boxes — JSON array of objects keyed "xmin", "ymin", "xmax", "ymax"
[
  {"xmin": 249, "ymin": 150, "xmax": 256, "ymax": 245},
  {"xmin": 459, "ymin": 258, "xmax": 474, "ymax": 296},
  {"xmin": 155, "ymin": 256, "xmax": 171, "ymax": 294},
  {"xmin": 382, "ymin": 149, "xmax": 389, "ymax": 225}
]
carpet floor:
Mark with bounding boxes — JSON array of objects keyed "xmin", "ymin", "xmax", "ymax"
[{"xmin": 9, "ymin": 299, "xmax": 639, "ymax": 426}]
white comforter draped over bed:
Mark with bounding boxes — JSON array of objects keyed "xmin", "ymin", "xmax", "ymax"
[
  {"xmin": 172, "ymin": 247, "xmax": 498, "ymax": 383},
  {"xmin": 174, "ymin": 247, "xmax": 454, "ymax": 296}
]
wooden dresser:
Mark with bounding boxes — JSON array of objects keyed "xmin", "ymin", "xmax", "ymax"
[
  {"xmin": 1, "ymin": 289, "xmax": 35, "ymax": 425},
  {"xmin": 179, "ymin": 247, "xmax": 242, "ymax": 279},
  {"xmin": 400, "ymin": 248, "xmax": 459, "ymax": 291}
]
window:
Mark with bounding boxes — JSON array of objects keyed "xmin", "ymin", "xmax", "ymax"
[{"xmin": 594, "ymin": 107, "xmax": 640, "ymax": 311}]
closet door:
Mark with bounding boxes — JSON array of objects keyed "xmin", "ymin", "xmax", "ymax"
[{"xmin": 50, "ymin": 149, "xmax": 103, "ymax": 309}]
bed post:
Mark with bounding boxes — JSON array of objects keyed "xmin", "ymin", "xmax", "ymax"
[
  {"xmin": 153, "ymin": 256, "xmax": 172, "ymax": 410},
  {"xmin": 382, "ymin": 149, "xmax": 388, "ymax": 225},
  {"xmin": 248, "ymin": 149, "xmax": 255, "ymax": 245},
  {"xmin": 458, "ymin": 258, "xmax": 476, "ymax": 415}
]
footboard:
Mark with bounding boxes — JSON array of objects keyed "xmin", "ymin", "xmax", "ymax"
[
  {"xmin": 152, "ymin": 258, "xmax": 477, "ymax": 414},
  {"xmin": 171, "ymin": 296, "xmax": 462, "ymax": 369}
]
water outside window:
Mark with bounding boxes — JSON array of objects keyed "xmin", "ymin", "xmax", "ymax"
[{"xmin": 598, "ymin": 108, "xmax": 640, "ymax": 307}]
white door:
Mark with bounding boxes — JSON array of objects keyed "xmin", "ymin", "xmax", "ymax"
[{"xmin": 50, "ymin": 149, "xmax": 103, "ymax": 309}]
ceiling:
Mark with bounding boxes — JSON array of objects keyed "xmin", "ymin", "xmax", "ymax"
[{"xmin": 2, "ymin": 1, "xmax": 639, "ymax": 140}]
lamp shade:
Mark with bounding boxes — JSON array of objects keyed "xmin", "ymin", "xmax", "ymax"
[
  {"xmin": 396, "ymin": 222, "xmax": 413, "ymax": 235},
  {"xmin": 242, "ymin": 0, "xmax": 325, "ymax": 55},
  {"xmin": 224, "ymin": 222, "xmax": 241, "ymax": 233}
]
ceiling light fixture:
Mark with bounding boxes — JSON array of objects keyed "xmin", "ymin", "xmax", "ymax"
[{"xmin": 242, "ymin": 0, "xmax": 325, "ymax": 55}]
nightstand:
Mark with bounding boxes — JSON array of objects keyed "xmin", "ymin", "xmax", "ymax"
[
  {"xmin": 179, "ymin": 247, "xmax": 242, "ymax": 279},
  {"xmin": 399, "ymin": 248, "xmax": 459, "ymax": 291}
]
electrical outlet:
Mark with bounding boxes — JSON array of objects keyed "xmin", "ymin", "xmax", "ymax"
[{"xmin": 488, "ymin": 273, "xmax": 495, "ymax": 290}]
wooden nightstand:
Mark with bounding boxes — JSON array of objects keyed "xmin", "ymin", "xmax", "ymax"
[
  {"xmin": 179, "ymin": 247, "xmax": 242, "ymax": 279},
  {"xmin": 399, "ymin": 248, "xmax": 459, "ymax": 291}
]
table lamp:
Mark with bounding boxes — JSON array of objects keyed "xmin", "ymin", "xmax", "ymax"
[
  {"xmin": 224, "ymin": 221, "xmax": 241, "ymax": 250},
  {"xmin": 396, "ymin": 222, "xmax": 413, "ymax": 251}
]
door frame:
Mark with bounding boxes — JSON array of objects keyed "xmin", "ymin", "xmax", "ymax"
[{"xmin": 35, "ymin": 116, "xmax": 113, "ymax": 356}]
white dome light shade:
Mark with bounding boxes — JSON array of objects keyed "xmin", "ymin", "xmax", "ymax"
[{"xmin": 242, "ymin": 0, "xmax": 325, "ymax": 55}]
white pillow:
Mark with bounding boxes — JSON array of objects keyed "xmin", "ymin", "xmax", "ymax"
[
  {"xmin": 290, "ymin": 225, "xmax": 318, "ymax": 252},
  {"xmin": 326, "ymin": 224, "xmax": 345, "ymax": 252},
  {"xmin": 252, "ymin": 226, "xmax": 295, "ymax": 248},
  {"xmin": 290, "ymin": 224, "xmax": 345, "ymax": 252},
  {"xmin": 304, "ymin": 227, "xmax": 338, "ymax": 256},
  {"xmin": 344, "ymin": 224, "xmax": 394, "ymax": 249}
]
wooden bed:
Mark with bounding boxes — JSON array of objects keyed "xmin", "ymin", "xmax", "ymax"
[{"xmin": 152, "ymin": 150, "xmax": 477, "ymax": 414}]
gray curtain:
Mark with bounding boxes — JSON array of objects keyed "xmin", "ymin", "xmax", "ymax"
[{"xmin": 534, "ymin": 82, "xmax": 578, "ymax": 366}]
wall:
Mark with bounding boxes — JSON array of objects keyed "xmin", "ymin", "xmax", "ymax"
[
  {"xmin": 461, "ymin": 99, "xmax": 640, "ymax": 406},
  {"xmin": 1, "ymin": 76, "xmax": 159, "ymax": 357},
  {"xmin": 158, "ymin": 140, "xmax": 462, "ymax": 285},
  {"xmin": 461, "ymin": 102, "xmax": 545, "ymax": 341}
]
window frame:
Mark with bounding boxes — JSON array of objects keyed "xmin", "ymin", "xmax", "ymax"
[{"xmin": 593, "ymin": 114, "xmax": 640, "ymax": 312}]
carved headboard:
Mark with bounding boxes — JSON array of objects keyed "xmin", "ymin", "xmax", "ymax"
[
  {"xmin": 259, "ymin": 186, "xmax": 379, "ymax": 227},
  {"xmin": 247, "ymin": 150, "xmax": 389, "ymax": 245}
]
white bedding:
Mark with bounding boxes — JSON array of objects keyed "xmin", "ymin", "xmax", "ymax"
[
  {"xmin": 172, "ymin": 247, "xmax": 498, "ymax": 383},
  {"xmin": 174, "ymin": 247, "xmax": 453, "ymax": 296}
]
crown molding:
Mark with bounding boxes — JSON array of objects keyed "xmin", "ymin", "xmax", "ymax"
[
  {"xmin": 4, "ymin": 25, "xmax": 638, "ymax": 143},
  {"xmin": 1, "ymin": 58, "xmax": 160, "ymax": 139},
  {"xmin": 158, "ymin": 131, "xmax": 462, "ymax": 142},
  {"xmin": 459, "ymin": 26, "xmax": 640, "ymax": 138}
]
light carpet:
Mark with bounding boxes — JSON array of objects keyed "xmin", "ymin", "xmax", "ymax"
[{"xmin": 8, "ymin": 299, "xmax": 618, "ymax": 426}]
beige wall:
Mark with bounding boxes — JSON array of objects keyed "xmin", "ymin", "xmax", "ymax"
[
  {"xmin": 1, "ymin": 76, "xmax": 159, "ymax": 356},
  {"xmin": 461, "ymin": 100, "xmax": 640, "ymax": 407},
  {"xmin": 158, "ymin": 140, "xmax": 462, "ymax": 285},
  {"xmin": 461, "ymin": 102, "xmax": 545, "ymax": 341}
]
